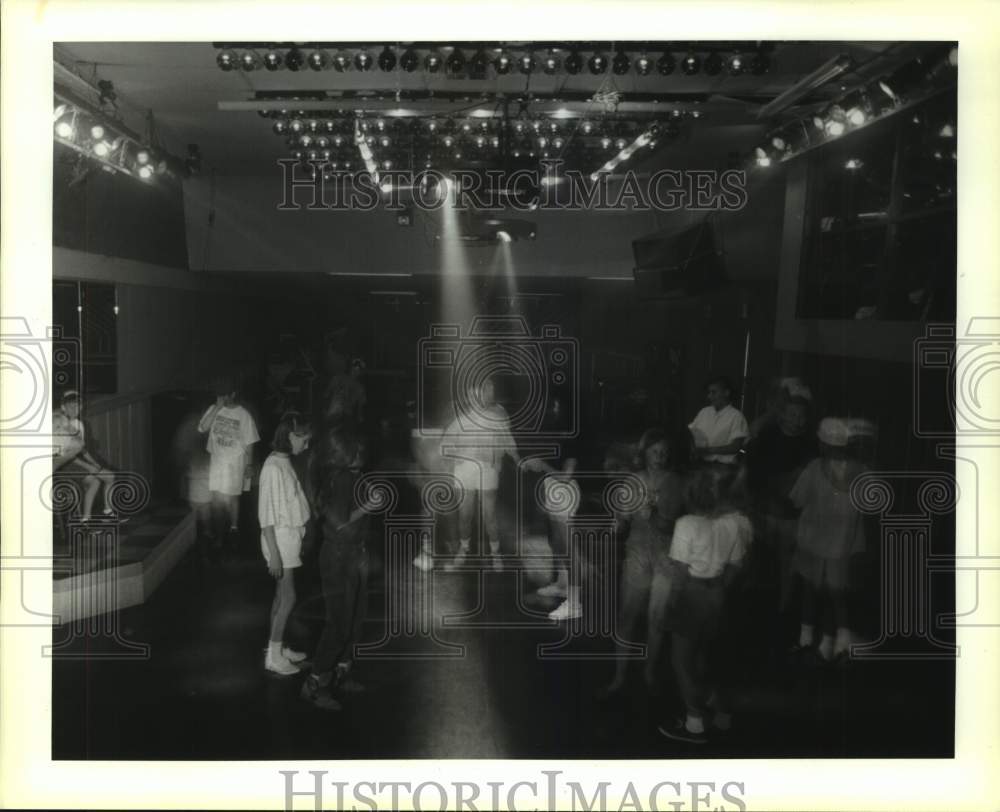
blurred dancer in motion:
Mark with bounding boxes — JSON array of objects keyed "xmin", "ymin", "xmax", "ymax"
[
  {"xmin": 258, "ymin": 411, "xmax": 312, "ymax": 676},
  {"xmin": 198, "ymin": 377, "xmax": 260, "ymax": 550},
  {"xmin": 602, "ymin": 428, "xmax": 688, "ymax": 696},
  {"xmin": 441, "ymin": 377, "xmax": 534, "ymax": 572},
  {"xmin": 301, "ymin": 425, "xmax": 375, "ymax": 710}
]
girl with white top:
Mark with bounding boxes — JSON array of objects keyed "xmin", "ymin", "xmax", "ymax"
[{"xmin": 258, "ymin": 411, "xmax": 312, "ymax": 676}]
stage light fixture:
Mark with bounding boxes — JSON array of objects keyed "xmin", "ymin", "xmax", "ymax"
[
  {"xmin": 217, "ymin": 49, "xmax": 237, "ymax": 71},
  {"xmin": 136, "ymin": 148, "xmax": 150, "ymax": 165},
  {"xmin": 400, "ymin": 48, "xmax": 418, "ymax": 72},
  {"xmin": 588, "ymin": 53, "xmax": 608, "ymax": 74},
  {"xmin": 447, "ymin": 47, "xmax": 466, "ymax": 74},
  {"xmin": 581, "ymin": 120, "xmax": 594, "ymax": 134},
  {"xmin": 263, "ymin": 50, "xmax": 283, "ymax": 70},
  {"xmin": 333, "ymin": 51, "xmax": 351, "ymax": 71},
  {"xmin": 704, "ymin": 52, "xmax": 723, "ymax": 76},
  {"xmin": 635, "ymin": 53, "xmax": 653, "ymax": 76},
  {"xmin": 285, "ymin": 48, "xmax": 304, "ymax": 72},
  {"xmin": 138, "ymin": 164, "xmax": 154, "ymax": 180},
  {"xmin": 754, "ymin": 147, "xmax": 771, "ymax": 167},
  {"xmin": 273, "ymin": 120, "xmax": 288, "ymax": 135},
  {"xmin": 657, "ymin": 52, "xmax": 676, "ymax": 75},
  {"xmin": 564, "ymin": 50, "xmax": 583, "ymax": 75},
  {"xmin": 728, "ymin": 54, "xmax": 745, "ymax": 75},
  {"xmin": 519, "ymin": 53, "xmax": 535, "ymax": 74},
  {"xmin": 308, "ymin": 50, "xmax": 329, "ymax": 71},
  {"xmin": 426, "ymin": 50, "xmax": 443, "ymax": 72},
  {"xmin": 495, "ymin": 50, "xmax": 513, "ymax": 75},
  {"xmin": 54, "ymin": 107, "xmax": 76, "ymax": 139},
  {"xmin": 355, "ymin": 49, "xmax": 373, "ymax": 71},
  {"xmin": 289, "ymin": 118, "xmax": 304, "ymax": 134},
  {"xmin": 240, "ymin": 51, "xmax": 260, "ymax": 71},
  {"xmin": 612, "ymin": 50, "xmax": 631, "ymax": 75},
  {"xmin": 939, "ymin": 123, "xmax": 955, "ymax": 138},
  {"xmin": 378, "ymin": 46, "xmax": 397, "ymax": 71},
  {"xmin": 543, "ymin": 50, "xmax": 561, "ymax": 74},
  {"xmin": 681, "ymin": 53, "xmax": 700, "ymax": 75},
  {"xmin": 845, "ymin": 158, "xmax": 864, "ymax": 170},
  {"xmin": 600, "ymin": 136, "xmax": 612, "ymax": 149}
]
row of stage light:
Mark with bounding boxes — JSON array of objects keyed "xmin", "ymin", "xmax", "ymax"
[
  {"xmin": 747, "ymin": 46, "xmax": 957, "ymax": 171},
  {"xmin": 53, "ymin": 96, "xmax": 199, "ymax": 183},
  {"xmin": 216, "ymin": 45, "xmax": 770, "ymax": 77}
]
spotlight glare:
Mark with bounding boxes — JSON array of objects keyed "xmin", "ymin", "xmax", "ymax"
[
  {"xmin": 543, "ymin": 50, "xmax": 561, "ymax": 74},
  {"xmin": 588, "ymin": 53, "xmax": 607, "ymax": 74},
  {"xmin": 495, "ymin": 51, "xmax": 512, "ymax": 74},
  {"xmin": 90, "ymin": 124, "xmax": 106, "ymax": 140},
  {"xmin": 307, "ymin": 50, "xmax": 328, "ymax": 71},
  {"xmin": 939, "ymin": 123, "xmax": 955, "ymax": 138},
  {"xmin": 845, "ymin": 158, "xmax": 864, "ymax": 170},
  {"xmin": 138, "ymin": 164, "xmax": 154, "ymax": 180},
  {"xmin": 216, "ymin": 49, "xmax": 237, "ymax": 71},
  {"xmin": 333, "ymin": 51, "xmax": 350, "ymax": 71},
  {"xmin": 728, "ymin": 54, "xmax": 744, "ymax": 75},
  {"xmin": 636, "ymin": 53, "xmax": 653, "ymax": 76},
  {"xmin": 136, "ymin": 149, "xmax": 150, "ymax": 165},
  {"xmin": 846, "ymin": 107, "xmax": 866, "ymax": 126},
  {"xmin": 681, "ymin": 53, "xmax": 700, "ymax": 75},
  {"xmin": 825, "ymin": 119, "xmax": 846, "ymax": 136},
  {"xmin": 240, "ymin": 52, "xmax": 259, "ymax": 71},
  {"xmin": 519, "ymin": 53, "xmax": 535, "ymax": 74},
  {"xmin": 263, "ymin": 50, "xmax": 283, "ymax": 70},
  {"xmin": 496, "ymin": 230, "xmax": 513, "ymax": 243}
]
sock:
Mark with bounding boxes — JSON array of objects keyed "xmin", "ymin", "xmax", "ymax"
[
  {"xmin": 268, "ymin": 641, "xmax": 282, "ymax": 659},
  {"xmin": 685, "ymin": 714, "xmax": 705, "ymax": 734},
  {"xmin": 818, "ymin": 634, "xmax": 834, "ymax": 661},
  {"xmin": 799, "ymin": 623, "xmax": 815, "ymax": 648},
  {"xmin": 713, "ymin": 711, "xmax": 733, "ymax": 731},
  {"xmin": 834, "ymin": 627, "xmax": 852, "ymax": 656}
]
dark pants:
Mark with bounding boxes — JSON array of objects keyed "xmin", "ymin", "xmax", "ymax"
[
  {"xmin": 312, "ymin": 536, "xmax": 369, "ymax": 678},
  {"xmin": 800, "ymin": 579, "xmax": 849, "ymax": 635},
  {"xmin": 670, "ymin": 578, "xmax": 730, "ymax": 719}
]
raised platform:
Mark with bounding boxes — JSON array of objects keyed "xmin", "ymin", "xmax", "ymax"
[{"xmin": 53, "ymin": 503, "xmax": 195, "ymax": 624}]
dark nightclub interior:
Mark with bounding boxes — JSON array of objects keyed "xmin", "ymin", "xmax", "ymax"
[{"xmin": 48, "ymin": 40, "xmax": 958, "ymax": 760}]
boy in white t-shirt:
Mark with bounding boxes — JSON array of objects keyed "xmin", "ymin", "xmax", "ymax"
[
  {"xmin": 198, "ymin": 379, "xmax": 260, "ymax": 547},
  {"xmin": 688, "ymin": 376, "xmax": 749, "ymax": 464}
]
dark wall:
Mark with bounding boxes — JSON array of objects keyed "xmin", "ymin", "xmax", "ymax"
[{"xmin": 53, "ymin": 146, "xmax": 189, "ymax": 269}]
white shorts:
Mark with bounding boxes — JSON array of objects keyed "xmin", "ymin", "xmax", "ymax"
[
  {"xmin": 454, "ymin": 460, "xmax": 499, "ymax": 492},
  {"xmin": 209, "ymin": 454, "xmax": 245, "ymax": 496},
  {"xmin": 260, "ymin": 525, "xmax": 304, "ymax": 569}
]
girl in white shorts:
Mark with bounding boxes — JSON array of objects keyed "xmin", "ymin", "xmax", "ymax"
[{"xmin": 258, "ymin": 411, "xmax": 312, "ymax": 675}]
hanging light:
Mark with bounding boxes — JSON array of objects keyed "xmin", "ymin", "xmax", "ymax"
[
  {"xmin": 845, "ymin": 158, "xmax": 864, "ymax": 170},
  {"xmin": 54, "ymin": 107, "xmax": 76, "ymax": 139},
  {"xmin": 378, "ymin": 46, "xmax": 397, "ymax": 71},
  {"xmin": 137, "ymin": 164, "xmax": 154, "ymax": 180},
  {"xmin": 425, "ymin": 49, "xmax": 443, "ymax": 72},
  {"xmin": 263, "ymin": 50, "xmax": 283, "ymax": 71},
  {"xmin": 564, "ymin": 50, "xmax": 583, "ymax": 75},
  {"xmin": 612, "ymin": 50, "xmax": 631, "ymax": 75},
  {"xmin": 704, "ymin": 52, "xmax": 723, "ymax": 76},
  {"xmin": 216, "ymin": 49, "xmax": 238, "ymax": 71},
  {"xmin": 728, "ymin": 54, "xmax": 745, "ymax": 75},
  {"xmin": 750, "ymin": 51, "xmax": 770, "ymax": 75},
  {"xmin": 588, "ymin": 53, "xmax": 608, "ymax": 74},
  {"xmin": 285, "ymin": 48, "xmax": 304, "ymax": 72},
  {"xmin": 400, "ymin": 48, "xmax": 418, "ymax": 72},
  {"xmin": 447, "ymin": 47, "xmax": 466, "ymax": 74},
  {"xmin": 681, "ymin": 53, "xmax": 700, "ymax": 75},
  {"xmin": 656, "ymin": 52, "xmax": 676, "ymax": 76},
  {"xmin": 355, "ymin": 49, "xmax": 373, "ymax": 71},
  {"xmin": 470, "ymin": 49, "xmax": 490, "ymax": 76},
  {"xmin": 635, "ymin": 53, "xmax": 653, "ymax": 76},
  {"xmin": 495, "ymin": 50, "xmax": 513, "ymax": 74},
  {"xmin": 543, "ymin": 50, "xmax": 561, "ymax": 74},
  {"xmin": 273, "ymin": 120, "xmax": 288, "ymax": 135},
  {"xmin": 307, "ymin": 50, "xmax": 329, "ymax": 71},
  {"xmin": 519, "ymin": 53, "xmax": 535, "ymax": 74},
  {"xmin": 136, "ymin": 148, "xmax": 150, "ymax": 165},
  {"xmin": 240, "ymin": 51, "xmax": 260, "ymax": 71},
  {"xmin": 333, "ymin": 51, "xmax": 351, "ymax": 71}
]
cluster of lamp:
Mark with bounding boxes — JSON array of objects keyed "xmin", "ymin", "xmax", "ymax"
[
  {"xmin": 54, "ymin": 102, "xmax": 167, "ymax": 180},
  {"xmin": 749, "ymin": 47, "xmax": 957, "ymax": 171},
  {"xmin": 218, "ymin": 44, "xmax": 769, "ymax": 78}
]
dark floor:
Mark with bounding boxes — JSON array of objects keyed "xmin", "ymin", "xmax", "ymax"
[{"xmin": 52, "ymin": 511, "xmax": 955, "ymax": 760}]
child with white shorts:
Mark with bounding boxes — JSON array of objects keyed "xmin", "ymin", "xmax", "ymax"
[{"xmin": 258, "ymin": 411, "xmax": 312, "ymax": 675}]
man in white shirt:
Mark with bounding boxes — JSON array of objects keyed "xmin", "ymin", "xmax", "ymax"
[{"xmin": 688, "ymin": 377, "xmax": 749, "ymax": 464}]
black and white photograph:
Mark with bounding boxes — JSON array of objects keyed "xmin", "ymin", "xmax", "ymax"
[{"xmin": 1, "ymin": 2, "xmax": 999, "ymax": 811}]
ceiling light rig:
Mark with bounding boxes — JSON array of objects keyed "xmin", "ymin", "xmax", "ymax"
[
  {"xmin": 213, "ymin": 43, "xmax": 773, "ymax": 79},
  {"xmin": 745, "ymin": 45, "xmax": 956, "ymax": 173}
]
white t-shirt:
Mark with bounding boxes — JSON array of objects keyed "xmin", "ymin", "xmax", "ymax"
[
  {"xmin": 688, "ymin": 404, "xmax": 749, "ymax": 463},
  {"xmin": 203, "ymin": 405, "xmax": 260, "ymax": 458},
  {"xmin": 258, "ymin": 453, "xmax": 310, "ymax": 530},
  {"xmin": 441, "ymin": 404, "xmax": 516, "ymax": 469},
  {"xmin": 52, "ymin": 410, "xmax": 85, "ymax": 459},
  {"xmin": 669, "ymin": 512, "xmax": 752, "ymax": 579}
]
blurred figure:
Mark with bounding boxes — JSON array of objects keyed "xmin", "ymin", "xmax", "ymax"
[
  {"xmin": 689, "ymin": 376, "xmax": 749, "ymax": 464},
  {"xmin": 198, "ymin": 376, "xmax": 260, "ymax": 549}
]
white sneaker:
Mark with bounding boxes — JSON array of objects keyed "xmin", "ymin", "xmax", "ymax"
[
  {"xmin": 444, "ymin": 549, "xmax": 467, "ymax": 571},
  {"xmin": 548, "ymin": 599, "xmax": 583, "ymax": 621},
  {"xmin": 282, "ymin": 647, "xmax": 308, "ymax": 664},
  {"xmin": 265, "ymin": 650, "xmax": 300, "ymax": 675},
  {"xmin": 536, "ymin": 581, "xmax": 568, "ymax": 599},
  {"xmin": 412, "ymin": 551, "xmax": 434, "ymax": 571}
]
